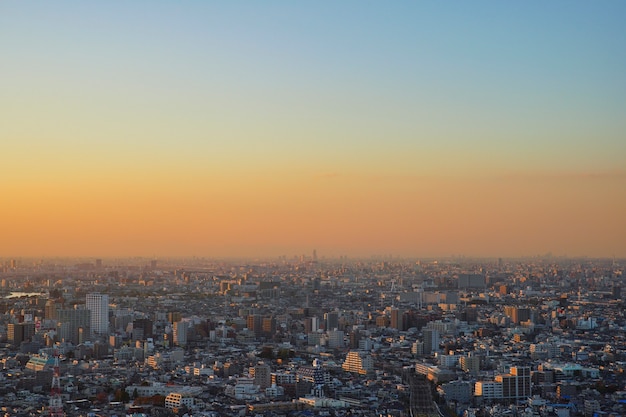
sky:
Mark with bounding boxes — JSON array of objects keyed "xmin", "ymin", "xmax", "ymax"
[{"xmin": 1, "ymin": 1, "xmax": 625, "ymax": 259}]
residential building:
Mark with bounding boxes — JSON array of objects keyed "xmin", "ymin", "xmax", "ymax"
[
  {"xmin": 342, "ymin": 350, "xmax": 373, "ymax": 375},
  {"xmin": 86, "ymin": 293, "xmax": 109, "ymax": 338}
]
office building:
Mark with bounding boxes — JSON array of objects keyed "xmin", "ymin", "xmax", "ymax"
[
  {"xmin": 475, "ymin": 380, "xmax": 503, "ymax": 400},
  {"xmin": 168, "ymin": 311, "xmax": 182, "ymax": 323},
  {"xmin": 477, "ymin": 366, "xmax": 532, "ymax": 402},
  {"xmin": 173, "ymin": 321, "xmax": 188, "ymax": 346},
  {"xmin": 247, "ymin": 314, "xmax": 262, "ymax": 337},
  {"xmin": 458, "ymin": 273, "xmax": 485, "ymax": 289},
  {"xmin": 252, "ymin": 362, "xmax": 272, "ymax": 389},
  {"xmin": 423, "ymin": 328, "xmax": 440, "ymax": 354},
  {"xmin": 7, "ymin": 322, "xmax": 35, "ymax": 346},
  {"xmin": 499, "ymin": 366, "xmax": 531, "ymax": 400},
  {"xmin": 442, "ymin": 380, "xmax": 472, "ymax": 404},
  {"xmin": 390, "ymin": 308, "xmax": 404, "ymax": 330},
  {"xmin": 504, "ymin": 306, "xmax": 531, "ymax": 325},
  {"xmin": 261, "ymin": 316, "xmax": 276, "ymax": 337},
  {"xmin": 57, "ymin": 308, "xmax": 90, "ymax": 344},
  {"xmin": 327, "ymin": 329, "xmax": 345, "ymax": 349},
  {"xmin": 132, "ymin": 318, "xmax": 154, "ymax": 340},
  {"xmin": 324, "ymin": 311, "xmax": 339, "ymax": 331},
  {"xmin": 304, "ymin": 316, "xmax": 319, "ymax": 333}
]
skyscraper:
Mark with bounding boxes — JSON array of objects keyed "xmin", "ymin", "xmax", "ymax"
[
  {"xmin": 423, "ymin": 328, "xmax": 440, "ymax": 354},
  {"xmin": 86, "ymin": 293, "xmax": 109, "ymax": 338},
  {"xmin": 390, "ymin": 308, "xmax": 405, "ymax": 330},
  {"xmin": 324, "ymin": 311, "xmax": 339, "ymax": 331}
]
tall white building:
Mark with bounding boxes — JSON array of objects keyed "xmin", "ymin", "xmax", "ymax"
[{"xmin": 86, "ymin": 293, "xmax": 109, "ymax": 338}]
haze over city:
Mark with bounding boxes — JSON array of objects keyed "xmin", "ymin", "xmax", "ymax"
[{"xmin": 1, "ymin": 2, "xmax": 625, "ymax": 259}]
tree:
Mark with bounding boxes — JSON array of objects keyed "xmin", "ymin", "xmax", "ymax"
[
  {"xmin": 258, "ymin": 346, "xmax": 274, "ymax": 359},
  {"xmin": 114, "ymin": 388, "xmax": 131, "ymax": 403}
]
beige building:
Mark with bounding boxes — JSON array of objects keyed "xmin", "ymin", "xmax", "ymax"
[
  {"xmin": 342, "ymin": 350, "xmax": 373, "ymax": 375},
  {"xmin": 165, "ymin": 392, "xmax": 194, "ymax": 411}
]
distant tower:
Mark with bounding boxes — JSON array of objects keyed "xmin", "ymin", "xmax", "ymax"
[
  {"xmin": 390, "ymin": 279, "xmax": 397, "ymax": 307},
  {"xmin": 48, "ymin": 351, "xmax": 64, "ymax": 417},
  {"xmin": 312, "ymin": 250, "xmax": 317, "ymax": 261},
  {"xmin": 86, "ymin": 293, "xmax": 109, "ymax": 338}
]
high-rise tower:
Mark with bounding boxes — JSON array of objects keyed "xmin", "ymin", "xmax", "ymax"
[{"xmin": 86, "ymin": 293, "xmax": 109, "ymax": 338}]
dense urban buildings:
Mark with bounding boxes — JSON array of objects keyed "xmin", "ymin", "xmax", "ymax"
[{"xmin": 0, "ymin": 255, "xmax": 624, "ymax": 417}]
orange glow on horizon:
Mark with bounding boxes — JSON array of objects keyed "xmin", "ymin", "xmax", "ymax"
[{"xmin": 2, "ymin": 169, "xmax": 624, "ymax": 258}]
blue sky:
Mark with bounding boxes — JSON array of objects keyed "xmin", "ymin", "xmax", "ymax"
[{"xmin": 1, "ymin": 1, "xmax": 625, "ymax": 257}]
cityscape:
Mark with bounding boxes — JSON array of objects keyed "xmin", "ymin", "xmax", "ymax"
[
  {"xmin": 0, "ymin": 255, "xmax": 624, "ymax": 417},
  {"xmin": 2, "ymin": 1, "xmax": 625, "ymax": 417}
]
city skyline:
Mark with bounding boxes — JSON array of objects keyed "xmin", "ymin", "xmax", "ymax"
[{"xmin": 1, "ymin": 2, "xmax": 625, "ymax": 259}]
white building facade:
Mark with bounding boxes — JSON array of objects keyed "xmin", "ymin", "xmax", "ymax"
[{"xmin": 85, "ymin": 293, "xmax": 109, "ymax": 338}]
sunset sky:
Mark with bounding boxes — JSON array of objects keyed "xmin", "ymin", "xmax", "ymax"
[{"xmin": 1, "ymin": 2, "xmax": 625, "ymax": 259}]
